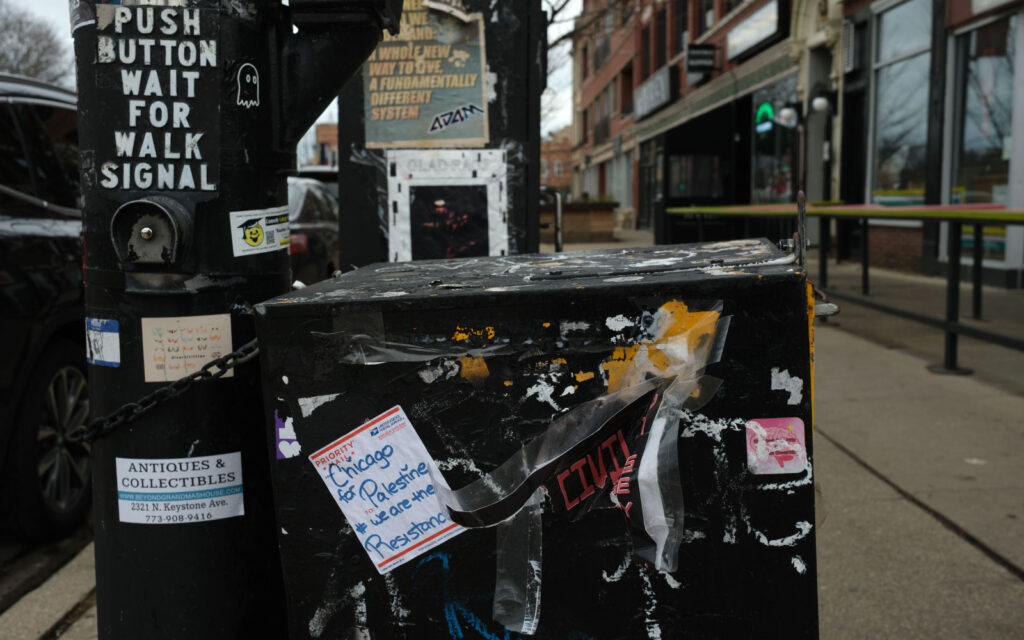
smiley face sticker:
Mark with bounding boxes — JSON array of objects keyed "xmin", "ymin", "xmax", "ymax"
[{"xmin": 229, "ymin": 207, "xmax": 290, "ymax": 257}]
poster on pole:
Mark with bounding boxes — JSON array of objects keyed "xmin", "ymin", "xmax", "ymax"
[
  {"xmin": 387, "ymin": 149, "xmax": 508, "ymax": 262},
  {"xmin": 364, "ymin": 3, "xmax": 488, "ymax": 148}
]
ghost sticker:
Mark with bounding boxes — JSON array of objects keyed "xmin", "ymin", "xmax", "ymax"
[
  {"xmin": 236, "ymin": 63, "xmax": 260, "ymax": 109},
  {"xmin": 238, "ymin": 218, "xmax": 265, "ymax": 248}
]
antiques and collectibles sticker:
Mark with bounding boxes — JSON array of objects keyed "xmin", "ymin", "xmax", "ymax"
[
  {"xmin": 116, "ymin": 452, "xmax": 244, "ymax": 524},
  {"xmin": 308, "ymin": 406, "xmax": 464, "ymax": 574}
]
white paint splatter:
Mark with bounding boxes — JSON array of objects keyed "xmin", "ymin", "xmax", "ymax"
[
  {"xmin": 700, "ymin": 267, "xmax": 743, "ymax": 276},
  {"xmin": 282, "ymin": 375, "xmax": 289, "ymax": 385},
  {"xmin": 437, "ymin": 457, "xmax": 503, "ymax": 495},
  {"xmin": 661, "ymin": 572, "xmax": 683, "ymax": 589},
  {"xmin": 771, "ymin": 368, "xmax": 804, "ymax": 405},
  {"xmin": 748, "ymin": 520, "xmax": 813, "ymax": 547},
  {"xmin": 638, "ymin": 564, "xmax": 663, "ymax": 639},
  {"xmin": 560, "ymin": 385, "xmax": 576, "ymax": 397},
  {"xmin": 418, "ymin": 360, "xmax": 460, "ymax": 384},
  {"xmin": 485, "ymin": 67, "xmax": 498, "ymax": 102},
  {"xmin": 308, "ymin": 602, "xmax": 338, "ymax": 638},
  {"xmin": 601, "ymin": 554, "xmax": 631, "ymax": 582},
  {"xmin": 559, "ymin": 320, "xmax": 590, "ymax": 339},
  {"xmin": 792, "ymin": 555, "xmax": 807, "ymax": 574},
  {"xmin": 757, "ymin": 460, "xmax": 814, "ymax": 490},
  {"xmin": 298, "ymin": 394, "xmax": 340, "ymax": 418},
  {"xmin": 280, "ymin": 527, "xmax": 288, "ymax": 535},
  {"xmin": 678, "ymin": 411, "xmax": 745, "ymax": 443},
  {"xmin": 525, "ymin": 381, "xmax": 560, "ymax": 411},
  {"xmin": 606, "ymin": 314, "xmax": 635, "ymax": 331},
  {"xmin": 372, "ymin": 290, "xmax": 408, "ymax": 298},
  {"xmin": 384, "ymin": 573, "xmax": 411, "ymax": 621},
  {"xmin": 187, "ymin": 440, "xmax": 200, "ymax": 457},
  {"xmin": 681, "ymin": 529, "xmax": 706, "ymax": 543}
]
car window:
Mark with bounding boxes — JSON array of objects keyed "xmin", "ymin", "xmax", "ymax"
[
  {"xmin": 0, "ymin": 104, "xmax": 35, "ymax": 198},
  {"xmin": 15, "ymin": 103, "xmax": 79, "ymax": 209},
  {"xmin": 307, "ymin": 185, "xmax": 337, "ymax": 223},
  {"xmin": 320, "ymin": 188, "xmax": 340, "ymax": 223}
]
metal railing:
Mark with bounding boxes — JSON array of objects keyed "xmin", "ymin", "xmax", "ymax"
[{"xmin": 664, "ymin": 203, "xmax": 1024, "ymax": 374}]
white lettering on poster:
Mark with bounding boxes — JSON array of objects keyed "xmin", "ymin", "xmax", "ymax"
[
  {"xmin": 308, "ymin": 406, "xmax": 464, "ymax": 574},
  {"xmin": 96, "ymin": 5, "xmax": 216, "ymax": 191}
]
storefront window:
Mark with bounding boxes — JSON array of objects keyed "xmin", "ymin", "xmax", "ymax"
[
  {"xmin": 752, "ymin": 73, "xmax": 798, "ymax": 205},
  {"xmin": 872, "ymin": 0, "xmax": 932, "ymax": 205},
  {"xmin": 951, "ymin": 15, "xmax": 1016, "ymax": 261}
]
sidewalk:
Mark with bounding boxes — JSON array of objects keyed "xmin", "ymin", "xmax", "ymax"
[{"xmin": 5, "ymin": 242, "xmax": 1023, "ymax": 638}]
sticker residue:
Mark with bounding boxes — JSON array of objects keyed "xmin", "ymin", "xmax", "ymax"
[{"xmin": 770, "ymin": 367, "xmax": 804, "ymax": 405}]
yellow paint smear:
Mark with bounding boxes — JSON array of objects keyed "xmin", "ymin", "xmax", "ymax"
[
  {"xmin": 504, "ymin": 380, "xmax": 514, "ymax": 387},
  {"xmin": 459, "ymin": 356, "xmax": 490, "ymax": 387},
  {"xmin": 542, "ymin": 322, "xmax": 551, "ymax": 328},
  {"xmin": 452, "ymin": 326, "xmax": 496, "ymax": 342},
  {"xmin": 575, "ymin": 371, "xmax": 595, "ymax": 383},
  {"xmin": 600, "ymin": 301, "xmax": 720, "ymax": 393}
]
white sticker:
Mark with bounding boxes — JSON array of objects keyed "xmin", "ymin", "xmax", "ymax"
[
  {"xmin": 86, "ymin": 318, "xmax": 121, "ymax": 368},
  {"xmin": 229, "ymin": 207, "xmax": 290, "ymax": 257},
  {"xmin": 141, "ymin": 313, "xmax": 233, "ymax": 383},
  {"xmin": 116, "ymin": 452, "xmax": 244, "ymax": 525},
  {"xmin": 308, "ymin": 406, "xmax": 464, "ymax": 574}
]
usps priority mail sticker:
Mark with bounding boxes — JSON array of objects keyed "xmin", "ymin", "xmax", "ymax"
[
  {"xmin": 116, "ymin": 452, "xmax": 244, "ymax": 525},
  {"xmin": 309, "ymin": 406, "xmax": 464, "ymax": 574},
  {"xmin": 229, "ymin": 206, "xmax": 290, "ymax": 257},
  {"xmin": 86, "ymin": 318, "xmax": 120, "ymax": 368},
  {"xmin": 746, "ymin": 417, "xmax": 807, "ymax": 475}
]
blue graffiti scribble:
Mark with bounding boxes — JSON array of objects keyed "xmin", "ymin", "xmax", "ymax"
[{"xmin": 413, "ymin": 552, "xmax": 522, "ymax": 640}]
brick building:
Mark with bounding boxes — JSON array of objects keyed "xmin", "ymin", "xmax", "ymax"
[
  {"xmin": 314, "ymin": 123, "xmax": 339, "ymax": 166},
  {"xmin": 541, "ymin": 125, "xmax": 573, "ymax": 194}
]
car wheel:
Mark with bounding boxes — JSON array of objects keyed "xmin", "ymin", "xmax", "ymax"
[{"xmin": 1, "ymin": 340, "xmax": 91, "ymax": 540}]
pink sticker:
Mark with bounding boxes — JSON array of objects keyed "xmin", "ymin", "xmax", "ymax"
[{"xmin": 746, "ymin": 418, "xmax": 807, "ymax": 475}]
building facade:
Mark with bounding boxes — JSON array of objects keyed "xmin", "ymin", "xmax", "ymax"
[
  {"xmin": 570, "ymin": 0, "xmax": 1024, "ymax": 286},
  {"xmin": 541, "ymin": 125, "xmax": 574, "ymax": 194}
]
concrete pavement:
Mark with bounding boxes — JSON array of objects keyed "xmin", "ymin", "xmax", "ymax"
[{"xmin": 4, "ymin": 238, "xmax": 1023, "ymax": 638}]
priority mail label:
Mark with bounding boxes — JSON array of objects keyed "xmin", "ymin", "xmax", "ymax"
[
  {"xmin": 309, "ymin": 406, "xmax": 464, "ymax": 574},
  {"xmin": 229, "ymin": 207, "xmax": 290, "ymax": 257},
  {"xmin": 116, "ymin": 453, "xmax": 244, "ymax": 525}
]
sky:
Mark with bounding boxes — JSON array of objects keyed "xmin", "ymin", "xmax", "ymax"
[{"xmin": 8, "ymin": 0, "xmax": 577, "ymax": 140}]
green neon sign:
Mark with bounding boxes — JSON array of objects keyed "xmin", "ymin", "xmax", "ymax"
[{"xmin": 755, "ymin": 102, "xmax": 775, "ymax": 124}]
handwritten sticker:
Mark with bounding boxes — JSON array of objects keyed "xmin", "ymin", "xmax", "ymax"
[
  {"xmin": 308, "ymin": 406, "xmax": 464, "ymax": 574},
  {"xmin": 116, "ymin": 452, "xmax": 243, "ymax": 525},
  {"xmin": 746, "ymin": 418, "xmax": 807, "ymax": 475},
  {"xmin": 86, "ymin": 318, "xmax": 121, "ymax": 368},
  {"xmin": 140, "ymin": 313, "xmax": 233, "ymax": 383}
]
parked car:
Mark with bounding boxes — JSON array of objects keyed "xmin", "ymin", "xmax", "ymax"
[
  {"xmin": 0, "ymin": 74, "xmax": 90, "ymax": 540},
  {"xmin": 295, "ymin": 165, "xmax": 340, "ymax": 199},
  {"xmin": 288, "ymin": 176, "xmax": 341, "ymax": 284}
]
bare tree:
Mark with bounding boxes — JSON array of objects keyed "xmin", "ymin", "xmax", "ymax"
[{"xmin": 0, "ymin": 0, "xmax": 73, "ymax": 87}]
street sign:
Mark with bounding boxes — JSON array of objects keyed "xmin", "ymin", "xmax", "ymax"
[{"xmin": 686, "ymin": 44, "xmax": 716, "ymax": 72}]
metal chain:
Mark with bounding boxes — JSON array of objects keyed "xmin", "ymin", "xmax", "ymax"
[{"xmin": 69, "ymin": 339, "xmax": 260, "ymax": 445}]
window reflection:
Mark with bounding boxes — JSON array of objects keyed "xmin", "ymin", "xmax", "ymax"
[
  {"xmin": 876, "ymin": 0, "xmax": 932, "ymax": 63},
  {"xmin": 873, "ymin": 53, "xmax": 930, "ymax": 199}
]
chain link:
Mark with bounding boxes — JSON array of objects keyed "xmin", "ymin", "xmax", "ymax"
[{"xmin": 69, "ymin": 339, "xmax": 260, "ymax": 445}]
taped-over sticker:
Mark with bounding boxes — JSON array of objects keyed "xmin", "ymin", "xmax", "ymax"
[
  {"xmin": 140, "ymin": 313, "xmax": 233, "ymax": 383},
  {"xmin": 116, "ymin": 452, "xmax": 243, "ymax": 524},
  {"xmin": 86, "ymin": 318, "xmax": 121, "ymax": 368},
  {"xmin": 746, "ymin": 418, "xmax": 807, "ymax": 475},
  {"xmin": 308, "ymin": 406, "xmax": 464, "ymax": 574},
  {"xmin": 230, "ymin": 207, "xmax": 290, "ymax": 257}
]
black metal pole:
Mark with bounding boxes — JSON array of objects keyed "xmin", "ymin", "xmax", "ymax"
[
  {"xmin": 972, "ymin": 224, "xmax": 983, "ymax": 319},
  {"xmin": 939, "ymin": 222, "xmax": 966, "ymax": 373},
  {"xmin": 554, "ymin": 191, "xmax": 564, "ymax": 253},
  {"xmin": 861, "ymin": 217, "xmax": 870, "ymax": 295},
  {"xmin": 73, "ymin": 1, "xmax": 395, "ymax": 636}
]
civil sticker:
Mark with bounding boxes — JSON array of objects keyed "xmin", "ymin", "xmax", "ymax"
[
  {"xmin": 140, "ymin": 313, "xmax": 233, "ymax": 383},
  {"xmin": 229, "ymin": 207, "xmax": 290, "ymax": 257},
  {"xmin": 86, "ymin": 318, "xmax": 120, "ymax": 368},
  {"xmin": 308, "ymin": 406, "xmax": 464, "ymax": 574},
  {"xmin": 116, "ymin": 453, "xmax": 244, "ymax": 525},
  {"xmin": 746, "ymin": 418, "xmax": 807, "ymax": 475}
]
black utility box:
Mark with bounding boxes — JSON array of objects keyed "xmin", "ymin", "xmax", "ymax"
[{"xmin": 255, "ymin": 239, "xmax": 818, "ymax": 639}]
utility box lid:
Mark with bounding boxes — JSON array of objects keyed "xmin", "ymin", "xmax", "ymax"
[{"xmin": 255, "ymin": 238, "xmax": 818, "ymax": 639}]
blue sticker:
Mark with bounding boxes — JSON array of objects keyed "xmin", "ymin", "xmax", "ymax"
[{"xmin": 86, "ymin": 317, "xmax": 121, "ymax": 368}]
